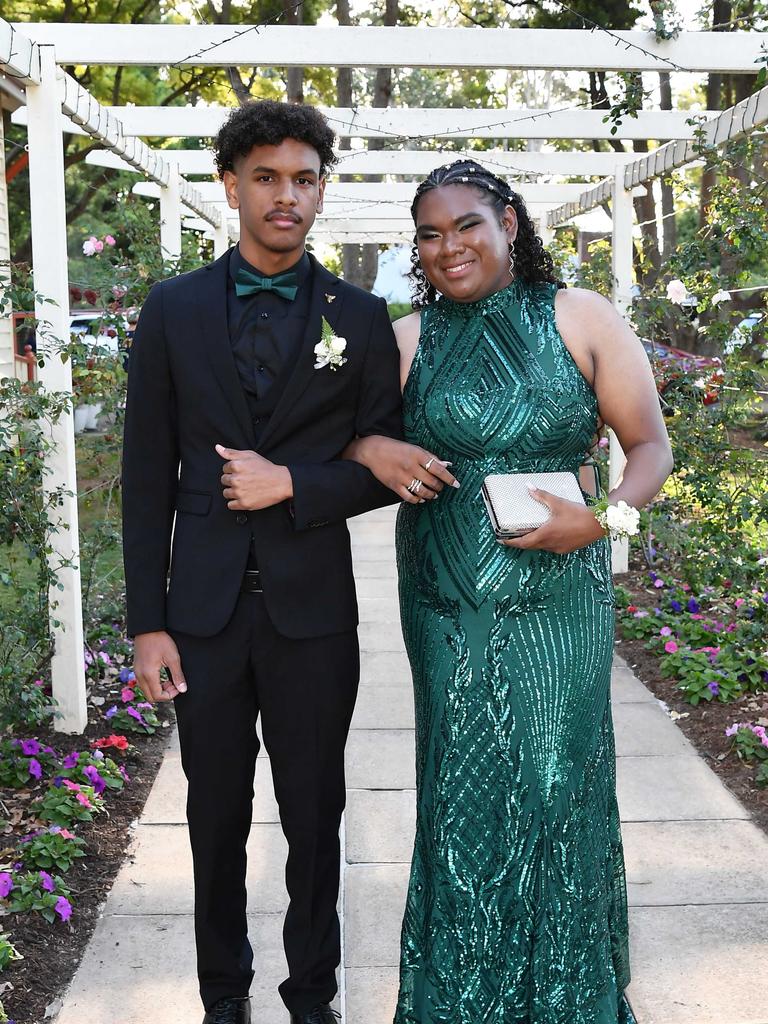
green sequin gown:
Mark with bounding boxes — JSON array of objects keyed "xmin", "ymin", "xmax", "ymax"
[{"xmin": 394, "ymin": 280, "xmax": 635, "ymax": 1024}]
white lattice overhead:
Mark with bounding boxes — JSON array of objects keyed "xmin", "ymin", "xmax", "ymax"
[
  {"xmin": 14, "ymin": 104, "xmax": 722, "ymax": 141},
  {"xmin": 132, "ymin": 180, "xmax": 596, "ymax": 206},
  {"xmin": 547, "ymin": 83, "xmax": 768, "ymax": 227},
  {"xmin": 12, "ymin": 24, "xmax": 766, "ymax": 73},
  {"xmin": 87, "ymin": 147, "xmax": 637, "ymax": 178},
  {"xmin": 0, "ymin": 17, "xmax": 39, "ymax": 84}
]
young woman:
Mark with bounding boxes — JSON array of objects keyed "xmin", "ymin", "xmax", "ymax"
[{"xmin": 344, "ymin": 159, "xmax": 673, "ymax": 1024}]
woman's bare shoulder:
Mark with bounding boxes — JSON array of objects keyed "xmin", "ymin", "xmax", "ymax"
[{"xmin": 393, "ymin": 310, "xmax": 421, "ymax": 348}]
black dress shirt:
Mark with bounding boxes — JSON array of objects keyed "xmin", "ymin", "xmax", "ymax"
[{"xmin": 227, "ymin": 246, "xmax": 312, "ymax": 402}]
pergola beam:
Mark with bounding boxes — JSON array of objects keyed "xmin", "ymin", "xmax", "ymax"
[
  {"xmin": 548, "ymin": 82, "xmax": 768, "ymax": 227},
  {"xmin": 0, "ymin": 17, "xmax": 40, "ymax": 85},
  {"xmin": 87, "ymin": 147, "xmax": 638, "ymax": 178},
  {"xmin": 59, "ymin": 72, "xmax": 221, "ymax": 227},
  {"xmin": 133, "ymin": 179, "xmax": 595, "ymax": 205},
  {"xmin": 16, "ymin": 104, "xmax": 721, "ymax": 141},
  {"xmin": 12, "ymin": 24, "xmax": 766, "ymax": 73}
]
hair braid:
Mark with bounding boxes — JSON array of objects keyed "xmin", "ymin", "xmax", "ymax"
[{"xmin": 407, "ymin": 158, "xmax": 557, "ymax": 309}]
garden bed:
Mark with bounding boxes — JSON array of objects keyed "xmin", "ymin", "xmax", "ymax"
[
  {"xmin": 617, "ymin": 566, "xmax": 768, "ymax": 836},
  {"xmin": 0, "ymin": 691, "xmax": 175, "ymax": 1024}
]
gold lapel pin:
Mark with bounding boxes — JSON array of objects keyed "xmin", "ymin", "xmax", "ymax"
[{"xmin": 325, "ymin": 293, "xmax": 336, "ymax": 303}]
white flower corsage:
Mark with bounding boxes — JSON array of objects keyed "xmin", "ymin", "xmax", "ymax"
[
  {"xmin": 592, "ymin": 497, "xmax": 641, "ymax": 540},
  {"xmin": 314, "ymin": 317, "xmax": 348, "ymax": 371}
]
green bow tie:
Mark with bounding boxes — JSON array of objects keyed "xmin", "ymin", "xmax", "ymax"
[{"xmin": 234, "ymin": 266, "xmax": 299, "ymax": 301}]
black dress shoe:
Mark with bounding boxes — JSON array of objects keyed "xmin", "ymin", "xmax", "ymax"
[
  {"xmin": 202, "ymin": 996, "xmax": 251, "ymax": 1024},
  {"xmin": 290, "ymin": 1005, "xmax": 340, "ymax": 1024}
]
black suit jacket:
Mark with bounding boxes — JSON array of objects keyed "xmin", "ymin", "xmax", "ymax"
[{"xmin": 121, "ymin": 250, "xmax": 403, "ymax": 640}]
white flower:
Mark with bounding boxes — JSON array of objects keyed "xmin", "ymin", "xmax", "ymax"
[
  {"xmin": 692, "ymin": 377, "xmax": 706, "ymax": 389},
  {"xmin": 666, "ymin": 279, "xmax": 687, "ymax": 304},
  {"xmin": 82, "ymin": 236, "xmax": 98, "ymax": 256},
  {"xmin": 314, "ymin": 318, "xmax": 348, "ymax": 371},
  {"xmin": 603, "ymin": 500, "xmax": 640, "ymax": 538},
  {"xmin": 711, "ymin": 289, "xmax": 731, "ymax": 305}
]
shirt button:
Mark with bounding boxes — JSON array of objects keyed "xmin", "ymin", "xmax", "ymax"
[
  {"xmin": 257, "ymin": 364, "xmax": 265, "ymax": 372},
  {"xmin": 260, "ymin": 312, "xmax": 269, "ymax": 320},
  {"xmin": 236, "ymin": 513, "xmax": 248, "ymax": 525}
]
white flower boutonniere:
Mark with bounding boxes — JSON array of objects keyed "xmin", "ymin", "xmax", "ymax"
[{"xmin": 314, "ymin": 317, "xmax": 348, "ymax": 371}]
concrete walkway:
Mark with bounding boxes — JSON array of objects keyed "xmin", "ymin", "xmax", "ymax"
[{"xmin": 55, "ymin": 506, "xmax": 768, "ymax": 1024}]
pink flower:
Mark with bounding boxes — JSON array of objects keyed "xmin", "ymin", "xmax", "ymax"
[
  {"xmin": 62, "ymin": 779, "xmax": 81, "ymax": 791},
  {"xmin": 59, "ymin": 829, "xmax": 77, "ymax": 840},
  {"xmin": 681, "ymin": 583, "xmax": 691, "ymax": 592},
  {"xmin": 598, "ymin": 437, "xmax": 609, "ymax": 448},
  {"xmin": 664, "ymin": 640, "xmax": 678, "ymax": 654},
  {"xmin": 75, "ymin": 791, "xmax": 93, "ymax": 809},
  {"xmin": 94, "ymin": 239, "xmax": 104, "ymax": 253},
  {"xmin": 121, "ymin": 686, "xmax": 135, "ymax": 703},
  {"xmin": 654, "ymin": 579, "xmax": 664, "ymax": 588},
  {"xmin": 104, "ymin": 235, "xmax": 116, "ymax": 246},
  {"xmin": 735, "ymin": 598, "xmax": 745, "ymax": 608},
  {"xmin": 55, "ymin": 895, "xmax": 73, "ymax": 921},
  {"xmin": 660, "ymin": 626, "xmax": 672, "ymax": 637}
]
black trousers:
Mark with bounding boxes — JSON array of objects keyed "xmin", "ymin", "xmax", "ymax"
[{"xmin": 170, "ymin": 591, "xmax": 359, "ymax": 1014}]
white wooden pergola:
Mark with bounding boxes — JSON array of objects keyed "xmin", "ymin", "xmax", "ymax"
[{"xmin": 2, "ymin": 18, "xmax": 767, "ymax": 732}]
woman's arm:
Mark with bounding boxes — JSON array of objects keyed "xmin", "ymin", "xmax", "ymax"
[
  {"xmin": 342, "ymin": 310, "xmax": 460, "ymax": 504},
  {"xmin": 503, "ymin": 287, "xmax": 673, "ymax": 553}
]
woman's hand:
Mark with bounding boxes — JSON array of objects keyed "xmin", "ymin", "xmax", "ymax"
[
  {"xmin": 344, "ymin": 435, "xmax": 460, "ymax": 504},
  {"xmin": 501, "ymin": 486, "xmax": 605, "ymax": 553}
]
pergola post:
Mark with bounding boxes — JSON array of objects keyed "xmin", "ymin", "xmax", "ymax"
[
  {"xmin": 160, "ymin": 162, "xmax": 182, "ymax": 262},
  {"xmin": 609, "ymin": 163, "xmax": 634, "ymax": 574},
  {"xmin": 213, "ymin": 220, "xmax": 229, "ymax": 259},
  {"xmin": 26, "ymin": 46, "xmax": 87, "ymax": 733},
  {"xmin": 0, "ymin": 112, "xmax": 14, "ymax": 380}
]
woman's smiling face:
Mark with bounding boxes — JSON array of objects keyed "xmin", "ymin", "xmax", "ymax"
[{"xmin": 414, "ymin": 184, "xmax": 518, "ymax": 303}]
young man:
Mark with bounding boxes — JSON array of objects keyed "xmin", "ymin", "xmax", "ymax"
[{"xmin": 122, "ymin": 101, "xmax": 403, "ymax": 1024}]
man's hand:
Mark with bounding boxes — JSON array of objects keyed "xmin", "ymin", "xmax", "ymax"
[
  {"xmin": 216, "ymin": 444, "xmax": 294, "ymax": 510},
  {"xmin": 133, "ymin": 631, "xmax": 188, "ymax": 702}
]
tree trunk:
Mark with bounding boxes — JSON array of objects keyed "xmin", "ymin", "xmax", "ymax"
[
  {"xmin": 658, "ymin": 71, "xmax": 676, "ymax": 263},
  {"xmin": 699, "ymin": 0, "xmax": 731, "ymax": 227},
  {"xmin": 338, "ymin": 0, "xmax": 398, "ymax": 291},
  {"xmin": 284, "ymin": 0, "xmax": 304, "ymax": 103}
]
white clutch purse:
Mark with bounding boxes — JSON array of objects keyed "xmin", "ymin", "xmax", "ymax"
[{"xmin": 481, "ymin": 471, "xmax": 586, "ymax": 539}]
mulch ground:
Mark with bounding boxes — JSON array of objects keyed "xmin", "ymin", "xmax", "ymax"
[
  {"xmin": 617, "ymin": 569, "xmax": 768, "ymax": 837},
  {"xmin": 0, "ymin": 705, "xmax": 175, "ymax": 1024}
]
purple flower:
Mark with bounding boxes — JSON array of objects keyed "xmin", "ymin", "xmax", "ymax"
[
  {"xmin": 28, "ymin": 758, "xmax": 42, "ymax": 780},
  {"xmin": 53, "ymin": 775, "xmax": 63, "ymax": 787},
  {"xmin": 118, "ymin": 764, "xmax": 130, "ymax": 783},
  {"xmin": 82, "ymin": 764, "xmax": 106, "ymax": 796},
  {"xmin": 670, "ymin": 600, "xmax": 683, "ymax": 613},
  {"xmin": 0, "ymin": 872, "xmax": 14, "ymax": 898},
  {"xmin": 707, "ymin": 681, "xmax": 720, "ymax": 695},
  {"xmin": 39, "ymin": 870, "xmax": 55, "ymax": 892},
  {"xmin": 98, "ymin": 651, "xmax": 112, "ymax": 666},
  {"xmin": 54, "ymin": 895, "xmax": 72, "ymax": 921},
  {"xmin": 20, "ymin": 738, "xmax": 41, "ymax": 756},
  {"xmin": 126, "ymin": 706, "xmax": 147, "ymax": 727},
  {"xmin": 687, "ymin": 598, "xmax": 700, "ymax": 614},
  {"xmin": 63, "ymin": 751, "xmax": 79, "ymax": 769},
  {"xmin": 118, "ymin": 667, "xmax": 135, "ymax": 684},
  {"xmin": 105, "ymin": 705, "xmax": 118, "ymax": 720},
  {"xmin": 135, "ymin": 701, "xmax": 152, "ymax": 710},
  {"xmin": 660, "ymin": 626, "xmax": 672, "ymax": 637},
  {"xmin": 649, "ymin": 571, "xmax": 658, "ymax": 582},
  {"xmin": 654, "ymin": 579, "xmax": 664, "ymax": 589}
]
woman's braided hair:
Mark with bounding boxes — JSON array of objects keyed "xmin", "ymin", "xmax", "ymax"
[{"xmin": 408, "ymin": 158, "xmax": 557, "ymax": 309}]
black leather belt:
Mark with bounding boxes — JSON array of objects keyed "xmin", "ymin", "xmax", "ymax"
[{"xmin": 241, "ymin": 569, "xmax": 263, "ymax": 594}]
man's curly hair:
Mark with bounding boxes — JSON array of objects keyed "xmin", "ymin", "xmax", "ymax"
[{"xmin": 214, "ymin": 100, "xmax": 337, "ymax": 178}]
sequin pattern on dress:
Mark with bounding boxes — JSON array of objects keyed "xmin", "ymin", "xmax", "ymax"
[{"xmin": 394, "ymin": 279, "xmax": 636, "ymax": 1024}]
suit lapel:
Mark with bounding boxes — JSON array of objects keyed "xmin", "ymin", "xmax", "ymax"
[
  {"xmin": 196, "ymin": 250, "xmax": 257, "ymax": 449},
  {"xmin": 257, "ymin": 253, "xmax": 346, "ymax": 452}
]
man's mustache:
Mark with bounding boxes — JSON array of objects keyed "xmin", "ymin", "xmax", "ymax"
[{"xmin": 266, "ymin": 210, "xmax": 302, "ymax": 223}]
